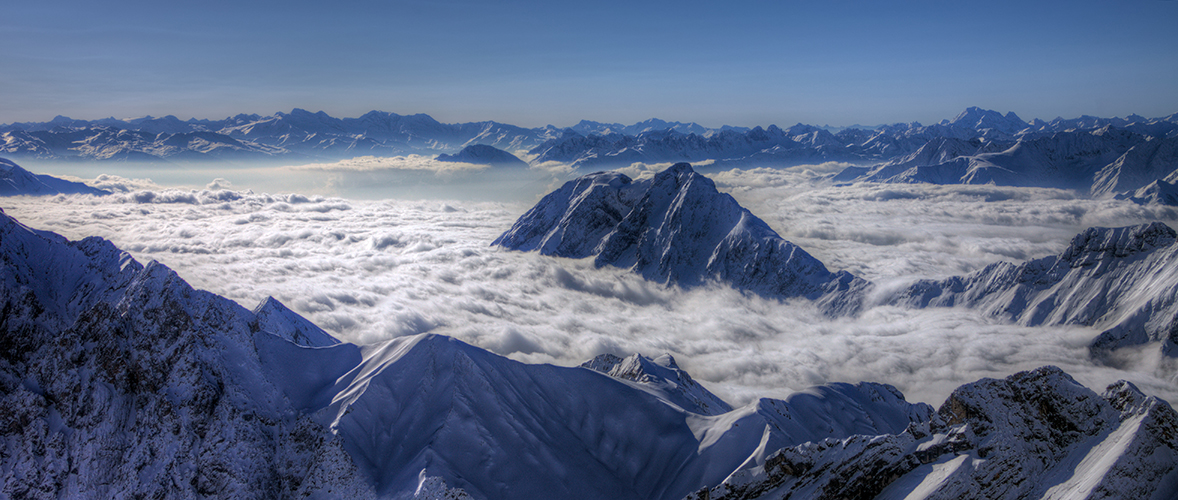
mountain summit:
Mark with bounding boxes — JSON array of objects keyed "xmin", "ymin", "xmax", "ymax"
[{"xmin": 493, "ymin": 163, "xmax": 866, "ymax": 313}]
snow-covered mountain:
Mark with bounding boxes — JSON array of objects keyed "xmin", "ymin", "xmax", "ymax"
[
  {"xmin": 435, "ymin": 144, "xmax": 528, "ymax": 167},
  {"xmin": 892, "ymin": 222, "xmax": 1178, "ymax": 357},
  {"xmin": 0, "ymin": 157, "xmax": 108, "ymax": 195},
  {"xmin": 0, "ymin": 207, "xmax": 373, "ymax": 498},
  {"xmin": 690, "ymin": 366, "xmax": 1178, "ymax": 500},
  {"xmin": 1, "ymin": 208, "xmax": 1175, "ymax": 499},
  {"xmin": 492, "ymin": 163, "xmax": 868, "ymax": 313},
  {"xmin": 838, "ymin": 126, "xmax": 1178, "ymax": 199},
  {"xmin": 568, "ymin": 118, "xmax": 731, "ymax": 137}
]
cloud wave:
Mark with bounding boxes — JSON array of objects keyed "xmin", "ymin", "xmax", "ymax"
[{"xmin": 4, "ymin": 168, "xmax": 1176, "ymax": 407}]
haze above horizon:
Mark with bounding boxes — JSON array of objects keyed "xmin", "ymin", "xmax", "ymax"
[{"xmin": 4, "ymin": 1, "xmax": 1177, "ymax": 128}]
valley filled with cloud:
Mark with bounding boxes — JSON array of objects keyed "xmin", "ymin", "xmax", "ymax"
[{"xmin": 5, "ymin": 163, "xmax": 1175, "ymax": 407}]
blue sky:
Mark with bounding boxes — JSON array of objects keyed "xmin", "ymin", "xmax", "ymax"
[{"xmin": 3, "ymin": 0, "xmax": 1177, "ymax": 128}]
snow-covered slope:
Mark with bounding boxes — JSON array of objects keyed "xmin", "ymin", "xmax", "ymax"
[
  {"xmin": 1117, "ymin": 179, "xmax": 1178, "ymax": 206},
  {"xmin": 259, "ymin": 332, "xmax": 933, "ymax": 500},
  {"xmin": 0, "ymin": 207, "xmax": 370, "ymax": 498},
  {"xmin": 689, "ymin": 366, "xmax": 1178, "ymax": 500},
  {"xmin": 892, "ymin": 223, "xmax": 1178, "ymax": 356},
  {"xmin": 838, "ymin": 126, "xmax": 1178, "ymax": 196},
  {"xmin": 842, "ymin": 127, "xmax": 1158, "ymax": 191},
  {"xmin": 493, "ymin": 163, "xmax": 867, "ymax": 313},
  {"xmin": 252, "ymin": 295, "xmax": 341, "ymax": 347},
  {"xmin": 1092, "ymin": 135, "xmax": 1178, "ymax": 196},
  {"xmin": 435, "ymin": 144, "xmax": 527, "ymax": 167},
  {"xmin": 0, "ymin": 157, "xmax": 109, "ymax": 196}
]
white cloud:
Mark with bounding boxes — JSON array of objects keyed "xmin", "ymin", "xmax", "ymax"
[
  {"xmin": 291, "ymin": 155, "xmax": 489, "ymax": 175},
  {"xmin": 58, "ymin": 173, "xmax": 166, "ymax": 193},
  {"xmin": 4, "ymin": 168, "xmax": 1176, "ymax": 408},
  {"xmin": 206, "ymin": 178, "xmax": 233, "ymax": 190}
]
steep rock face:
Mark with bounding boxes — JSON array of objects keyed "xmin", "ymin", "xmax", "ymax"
[
  {"xmin": 0, "ymin": 158, "xmax": 109, "ymax": 196},
  {"xmin": 0, "ymin": 209, "xmax": 371, "ymax": 499},
  {"xmin": 494, "ymin": 163, "xmax": 867, "ymax": 313},
  {"xmin": 892, "ymin": 223, "xmax": 1178, "ymax": 356},
  {"xmin": 689, "ymin": 366, "xmax": 1178, "ymax": 500}
]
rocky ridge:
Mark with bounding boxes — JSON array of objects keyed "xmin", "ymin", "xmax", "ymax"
[{"xmin": 893, "ymin": 222, "xmax": 1178, "ymax": 357}]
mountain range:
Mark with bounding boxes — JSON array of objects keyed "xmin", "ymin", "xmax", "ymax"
[
  {"xmin": 2, "ymin": 108, "xmax": 1173, "ymax": 165},
  {"xmin": 2, "ymin": 206, "xmax": 1175, "ymax": 499},
  {"xmin": 497, "ymin": 164, "xmax": 1178, "ymax": 359},
  {"xmin": 7, "ymin": 107, "xmax": 1178, "ymax": 202}
]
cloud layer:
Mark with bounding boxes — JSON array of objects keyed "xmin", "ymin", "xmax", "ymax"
[{"xmin": 4, "ymin": 168, "xmax": 1176, "ymax": 407}]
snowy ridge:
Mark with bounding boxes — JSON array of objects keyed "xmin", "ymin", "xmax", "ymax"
[
  {"xmin": 838, "ymin": 127, "xmax": 1178, "ymax": 199},
  {"xmin": 259, "ymin": 332, "xmax": 932, "ymax": 500},
  {"xmin": 688, "ymin": 366, "xmax": 1178, "ymax": 500},
  {"xmin": 893, "ymin": 222, "xmax": 1178, "ymax": 356},
  {"xmin": 493, "ymin": 163, "xmax": 868, "ymax": 313},
  {"xmin": 0, "ymin": 157, "xmax": 108, "ymax": 196},
  {"xmin": 252, "ymin": 296, "xmax": 341, "ymax": 347},
  {"xmin": 1118, "ymin": 179, "xmax": 1178, "ymax": 207},
  {"xmin": 581, "ymin": 353, "xmax": 734, "ymax": 416}
]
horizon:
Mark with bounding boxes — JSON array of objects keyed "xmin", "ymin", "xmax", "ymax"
[
  {"xmin": 4, "ymin": 105, "xmax": 1176, "ymax": 132},
  {"xmin": 4, "ymin": 1, "xmax": 1177, "ymax": 128}
]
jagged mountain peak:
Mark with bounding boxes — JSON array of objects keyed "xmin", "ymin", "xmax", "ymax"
[
  {"xmin": 1059, "ymin": 222, "xmax": 1176, "ymax": 263},
  {"xmin": 252, "ymin": 296, "xmax": 340, "ymax": 347},
  {"xmin": 496, "ymin": 163, "xmax": 868, "ymax": 313},
  {"xmin": 947, "ymin": 106, "xmax": 1028, "ymax": 134},
  {"xmin": 581, "ymin": 352, "xmax": 733, "ymax": 416}
]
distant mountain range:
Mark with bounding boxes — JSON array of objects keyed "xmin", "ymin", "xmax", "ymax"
[{"xmin": 6, "ymin": 107, "xmax": 1178, "ymax": 202}]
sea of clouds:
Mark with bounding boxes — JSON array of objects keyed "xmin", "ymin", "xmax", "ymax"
[{"xmin": 4, "ymin": 162, "xmax": 1177, "ymax": 407}]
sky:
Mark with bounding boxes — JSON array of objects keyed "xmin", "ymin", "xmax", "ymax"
[{"xmin": 3, "ymin": 0, "xmax": 1178, "ymax": 128}]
